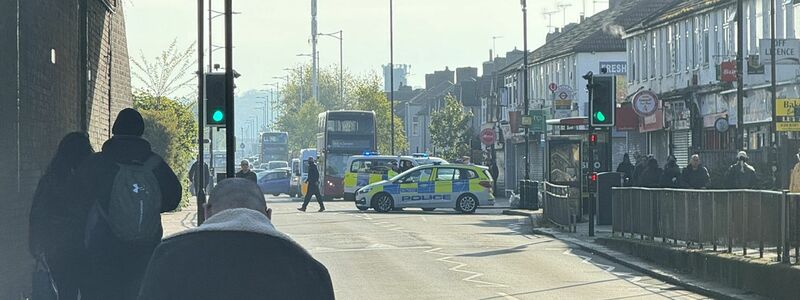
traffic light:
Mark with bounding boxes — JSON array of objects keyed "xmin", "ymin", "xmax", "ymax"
[
  {"xmin": 205, "ymin": 72, "xmax": 227, "ymax": 127},
  {"xmin": 588, "ymin": 133, "xmax": 598, "ymax": 146},
  {"xmin": 589, "ymin": 75, "xmax": 615, "ymax": 127},
  {"xmin": 588, "ymin": 171, "xmax": 598, "ymax": 192}
]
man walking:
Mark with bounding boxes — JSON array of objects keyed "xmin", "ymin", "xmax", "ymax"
[
  {"xmin": 189, "ymin": 155, "xmax": 211, "ymax": 196},
  {"xmin": 77, "ymin": 108, "xmax": 182, "ymax": 300},
  {"xmin": 298, "ymin": 157, "xmax": 325, "ymax": 212},
  {"xmin": 681, "ymin": 154, "xmax": 709, "ymax": 189},
  {"xmin": 235, "ymin": 159, "xmax": 257, "ymax": 183},
  {"xmin": 138, "ymin": 179, "xmax": 334, "ymax": 299}
]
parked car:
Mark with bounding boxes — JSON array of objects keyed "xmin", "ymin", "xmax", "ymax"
[
  {"xmin": 290, "ymin": 158, "xmax": 301, "ymax": 197},
  {"xmin": 257, "ymin": 168, "xmax": 292, "ymax": 196},
  {"xmin": 267, "ymin": 160, "xmax": 289, "ymax": 170}
]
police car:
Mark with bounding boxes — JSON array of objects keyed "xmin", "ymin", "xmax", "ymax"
[
  {"xmin": 344, "ymin": 154, "xmax": 417, "ymax": 203},
  {"xmin": 355, "ymin": 164, "xmax": 495, "ymax": 213}
]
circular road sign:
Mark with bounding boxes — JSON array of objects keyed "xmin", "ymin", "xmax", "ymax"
[
  {"xmin": 239, "ymin": 143, "xmax": 246, "ymax": 149},
  {"xmin": 715, "ymin": 118, "xmax": 729, "ymax": 133},
  {"xmin": 480, "ymin": 128, "xmax": 496, "ymax": 145},
  {"xmin": 559, "ymin": 92, "xmax": 569, "ymax": 100},
  {"xmin": 548, "ymin": 83, "xmax": 558, "ymax": 92},
  {"xmin": 632, "ymin": 90, "xmax": 659, "ymax": 117},
  {"xmin": 593, "ymin": 162, "xmax": 601, "ymax": 170}
]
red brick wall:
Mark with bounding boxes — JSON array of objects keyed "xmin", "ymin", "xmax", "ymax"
[{"xmin": 0, "ymin": 0, "xmax": 131, "ymax": 297}]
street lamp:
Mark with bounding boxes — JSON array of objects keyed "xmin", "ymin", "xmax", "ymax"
[
  {"xmin": 319, "ymin": 30, "xmax": 344, "ymax": 104},
  {"xmin": 521, "ymin": 0, "xmax": 530, "ymax": 180},
  {"xmin": 264, "ymin": 82, "xmax": 281, "ymax": 123},
  {"xmin": 389, "ymin": 0, "xmax": 395, "ymax": 155}
]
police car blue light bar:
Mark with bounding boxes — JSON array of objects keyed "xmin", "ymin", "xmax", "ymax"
[{"xmin": 363, "ymin": 151, "xmax": 380, "ymax": 156}]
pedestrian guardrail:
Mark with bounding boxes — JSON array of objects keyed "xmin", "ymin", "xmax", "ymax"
[
  {"xmin": 613, "ymin": 187, "xmax": 800, "ymax": 263},
  {"xmin": 543, "ymin": 182, "xmax": 577, "ymax": 232}
]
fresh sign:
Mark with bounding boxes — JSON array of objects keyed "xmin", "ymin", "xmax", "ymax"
[{"xmin": 599, "ymin": 61, "xmax": 627, "ymax": 75}]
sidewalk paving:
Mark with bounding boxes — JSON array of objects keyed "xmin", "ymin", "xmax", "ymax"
[
  {"xmin": 499, "ymin": 210, "xmax": 764, "ymax": 300},
  {"xmin": 161, "ymin": 198, "xmax": 199, "ymax": 237}
]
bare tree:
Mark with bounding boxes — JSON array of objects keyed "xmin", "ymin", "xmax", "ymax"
[{"xmin": 130, "ymin": 39, "xmax": 197, "ymax": 102}]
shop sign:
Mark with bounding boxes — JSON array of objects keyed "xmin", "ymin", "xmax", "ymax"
[
  {"xmin": 599, "ymin": 61, "xmax": 627, "ymax": 75},
  {"xmin": 720, "ymin": 61, "xmax": 737, "ymax": 82},
  {"xmin": 760, "ymin": 39, "xmax": 800, "ymax": 65},
  {"xmin": 776, "ymin": 98, "xmax": 800, "ymax": 131},
  {"xmin": 639, "ymin": 109, "xmax": 664, "ymax": 133}
]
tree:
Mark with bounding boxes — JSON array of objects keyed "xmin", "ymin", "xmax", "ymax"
[
  {"xmin": 275, "ymin": 100, "xmax": 325, "ymax": 154},
  {"xmin": 130, "ymin": 39, "xmax": 197, "ymax": 103},
  {"xmin": 429, "ymin": 95, "xmax": 473, "ymax": 162},
  {"xmin": 134, "ymin": 93, "xmax": 197, "ymax": 206},
  {"xmin": 350, "ymin": 75, "xmax": 408, "ymax": 154}
]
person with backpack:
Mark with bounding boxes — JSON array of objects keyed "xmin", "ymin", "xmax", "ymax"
[
  {"xmin": 29, "ymin": 132, "xmax": 94, "ymax": 300},
  {"xmin": 77, "ymin": 108, "xmax": 181, "ymax": 300}
]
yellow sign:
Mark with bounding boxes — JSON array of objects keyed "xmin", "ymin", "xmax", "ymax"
[
  {"xmin": 777, "ymin": 122, "xmax": 800, "ymax": 131},
  {"xmin": 776, "ymin": 98, "xmax": 800, "ymax": 116}
]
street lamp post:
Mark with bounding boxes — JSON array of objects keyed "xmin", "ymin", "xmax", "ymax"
[
  {"xmin": 389, "ymin": 0, "xmax": 395, "ymax": 155},
  {"xmin": 521, "ymin": 0, "xmax": 530, "ymax": 180},
  {"xmin": 319, "ymin": 30, "xmax": 344, "ymax": 104}
]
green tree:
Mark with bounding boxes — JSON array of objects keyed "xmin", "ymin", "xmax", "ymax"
[
  {"xmin": 275, "ymin": 100, "xmax": 325, "ymax": 153},
  {"xmin": 134, "ymin": 93, "xmax": 197, "ymax": 206},
  {"xmin": 429, "ymin": 95, "xmax": 473, "ymax": 162},
  {"xmin": 350, "ymin": 75, "xmax": 408, "ymax": 154}
]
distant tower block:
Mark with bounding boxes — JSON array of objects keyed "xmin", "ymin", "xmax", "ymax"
[{"xmin": 383, "ymin": 64, "xmax": 410, "ymax": 92}]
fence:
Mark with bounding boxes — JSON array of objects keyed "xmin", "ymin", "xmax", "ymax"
[
  {"xmin": 542, "ymin": 182, "xmax": 577, "ymax": 232},
  {"xmin": 613, "ymin": 187, "xmax": 800, "ymax": 263}
]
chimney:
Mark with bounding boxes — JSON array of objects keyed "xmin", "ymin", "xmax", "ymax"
[{"xmin": 580, "ymin": 14, "xmax": 585, "ymax": 23}]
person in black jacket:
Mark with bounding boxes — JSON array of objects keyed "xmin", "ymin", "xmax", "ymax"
[
  {"xmin": 137, "ymin": 179, "xmax": 334, "ymax": 300},
  {"xmin": 659, "ymin": 155, "xmax": 681, "ymax": 188},
  {"xmin": 616, "ymin": 153, "xmax": 635, "ymax": 186},
  {"xmin": 299, "ymin": 157, "xmax": 325, "ymax": 212},
  {"xmin": 631, "ymin": 153, "xmax": 649, "ymax": 186},
  {"xmin": 726, "ymin": 151, "xmax": 757, "ymax": 189},
  {"xmin": 188, "ymin": 155, "xmax": 211, "ymax": 196},
  {"xmin": 639, "ymin": 157, "xmax": 662, "ymax": 188},
  {"xmin": 77, "ymin": 108, "xmax": 182, "ymax": 300},
  {"xmin": 29, "ymin": 132, "xmax": 94, "ymax": 300},
  {"xmin": 681, "ymin": 154, "xmax": 710, "ymax": 189},
  {"xmin": 235, "ymin": 159, "xmax": 257, "ymax": 183}
]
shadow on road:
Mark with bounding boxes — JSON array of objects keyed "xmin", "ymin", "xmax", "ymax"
[{"xmin": 457, "ymin": 240, "xmax": 555, "ymax": 258}]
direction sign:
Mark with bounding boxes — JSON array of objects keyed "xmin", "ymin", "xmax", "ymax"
[
  {"xmin": 548, "ymin": 83, "xmax": 558, "ymax": 92},
  {"xmin": 480, "ymin": 128, "xmax": 496, "ymax": 145}
]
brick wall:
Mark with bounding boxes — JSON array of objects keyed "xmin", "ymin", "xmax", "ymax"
[{"xmin": 0, "ymin": 0, "xmax": 131, "ymax": 297}]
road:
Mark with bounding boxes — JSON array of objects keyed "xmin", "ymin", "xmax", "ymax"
[{"xmin": 264, "ymin": 195, "xmax": 709, "ymax": 300}]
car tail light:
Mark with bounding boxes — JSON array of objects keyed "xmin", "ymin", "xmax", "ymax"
[{"xmin": 479, "ymin": 180, "xmax": 492, "ymax": 189}]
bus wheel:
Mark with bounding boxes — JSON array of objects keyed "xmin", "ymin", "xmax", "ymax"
[
  {"xmin": 372, "ymin": 193, "xmax": 394, "ymax": 213},
  {"xmin": 422, "ymin": 208, "xmax": 435, "ymax": 212}
]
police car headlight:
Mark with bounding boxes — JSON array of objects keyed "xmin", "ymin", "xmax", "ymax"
[{"xmin": 358, "ymin": 187, "xmax": 371, "ymax": 194}]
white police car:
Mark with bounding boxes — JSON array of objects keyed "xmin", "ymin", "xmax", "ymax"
[{"xmin": 355, "ymin": 164, "xmax": 495, "ymax": 213}]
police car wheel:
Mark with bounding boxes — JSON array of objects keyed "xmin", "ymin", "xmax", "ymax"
[
  {"xmin": 272, "ymin": 193, "xmax": 280, "ymax": 197},
  {"xmin": 457, "ymin": 194, "xmax": 478, "ymax": 214},
  {"xmin": 357, "ymin": 206, "xmax": 369, "ymax": 211},
  {"xmin": 422, "ymin": 208, "xmax": 435, "ymax": 212},
  {"xmin": 373, "ymin": 193, "xmax": 394, "ymax": 213}
]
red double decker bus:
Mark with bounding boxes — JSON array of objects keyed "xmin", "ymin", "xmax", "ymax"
[{"xmin": 316, "ymin": 111, "xmax": 377, "ymax": 200}]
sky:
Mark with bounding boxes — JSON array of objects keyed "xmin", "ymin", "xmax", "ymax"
[{"xmin": 124, "ymin": 0, "xmax": 609, "ymax": 94}]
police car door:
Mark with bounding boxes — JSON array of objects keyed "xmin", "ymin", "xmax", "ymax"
[
  {"xmin": 433, "ymin": 167, "xmax": 458, "ymax": 206},
  {"xmin": 398, "ymin": 167, "xmax": 433, "ymax": 206}
]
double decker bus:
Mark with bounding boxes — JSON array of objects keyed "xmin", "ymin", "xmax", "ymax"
[
  {"xmin": 317, "ymin": 111, "xmax": 377, "ymax": 200},
  {"xmin": 260, "ymin": 132, "xmax": 289, "ymax": 163}
]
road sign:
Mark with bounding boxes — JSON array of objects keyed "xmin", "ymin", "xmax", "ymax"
[
  {"xmin": 531, "ymin": 110, "xmax": 546, "ymax": 132},
  {"xmin": 480, "ymin": 128, "xmax": 496, "ymax": 145},
  {"xmin": 632, "ymin": 90, "xmax": 659, "ymax": 117},
  {"xmin": 548, "ymin": 83, "xmax": 558, "ymax": 92},
  {"xmin": 239, "ymin": 143, "xmax": 246, "ymax": 149}
]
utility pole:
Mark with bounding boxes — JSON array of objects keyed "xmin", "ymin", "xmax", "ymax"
[
  {"xmin": 769, "ymin": 0, "xmax": 778, "ymax": 190},
  {"xmin": 224, "ymin": 0, "xmax": 235, "ymax": 177},
  {"xmin": 196, "ymin": 0, "xmax": 206, "ymax": 224},
  {"xmin": 311, "ymin": 0, "xmax": 319, "ymax": 101},
  {"xmin": 735, "ymin": 0, "xmax": 744, "ymax": 151},
  {"xmin": 522, "ymin": 0, "xmax": 530, "ymax": 180},
  {"xmin": 390, "ymin": 0, "xmax": 395, "ymax": 155}
]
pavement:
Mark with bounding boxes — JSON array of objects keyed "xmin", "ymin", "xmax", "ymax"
[{"xmin": 164, "ymin": 196, "xmax": 712, "ymax": 299}]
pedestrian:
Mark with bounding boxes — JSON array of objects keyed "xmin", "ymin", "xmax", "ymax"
[
  {"xmin": 462, "ymin": 156, "xmax": 472, "ymax": 165},
  {"xmin": 28, "ymin": 132, "xmax": 94, "ymax": 300},
  {"xmin": 639, "ymin": 157, "xmax": 662, "ymax": 188},
  {"xmin": 659, "ymin": 155, "xmax": 681, "ymax": 188},
  {"xmin": 790, "ymin": 150, "xmax": 800, "ymax": 193},
  {"xmin": 632, "ymin": 153, "xmax": 649, "ymax": 186},
  {"xmin": 725, "ymin": 151, "xmax": 757, "ymax": 189},
  {"xmin": 235, "ymin": 159, "xmax": 258, "ymax": 183},
  {"xmin": 615, "ymin": 153, "xmax": 634, "ymax": 186},
  {"xmin": 188, "ymin": 155, "xmax": 211, "ymax": 196},
  {"xmin": 398, "ymin": 160, "xmax": 414, "ymax": 173},
  {"xmin": 137, "ymin": 179, "xmax": 334, "ymax": 300},
  {"xmin": 298, "ymin": 157, "xmax": 325, "ymax": 212},
  {"xmin": 681, "ymin": 154, "xmax": 709, "ymax": 189},
  {"xmin": 77, "ymin": 108, "xmax": 182, "ymax": 300}
]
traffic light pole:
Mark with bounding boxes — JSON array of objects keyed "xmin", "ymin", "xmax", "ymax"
[
  {"xmin": 224, "ymin": 0, "xmax": 235, "ymax": 177},
  {"xmin": 196, "ymin": 0, "xmax": 206, "ymax": 225}
]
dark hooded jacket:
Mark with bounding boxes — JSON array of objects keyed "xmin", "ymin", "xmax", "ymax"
[
  {"xmin": 77, "ymin": 109, "xmax": 181, "ymax": 300},
  {"xmin": 616, "ymin": 156, "xmax": 634, "ymax": 185},
  {"xmin": 307, "ymin": 161, "xmax": 320, "ymax": 184},
  {"xmin": 137, "ymin": 208, "xmax": 334, "ymax": 300},
  {"xmin": 632, "ymin": 158, "xmax": 647, "ymax": 186},
  {"xmin": 681, "ymin": 164, "xmax": 710, "ymax": 189},
  {"xmin": 726, "ymin": 160, "xmax": 758, "ymax": 189},
  {"xmin": 659, "ymin": 159, "xmax": 682, "ymax": 188},
  {"xmin": 638, "ymin": 158, "xmax": 662, "ymax": 188}
]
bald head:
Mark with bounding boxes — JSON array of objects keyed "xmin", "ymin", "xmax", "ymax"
[{"xmin": 206, "ymin": 178, "xmax": 270, "ymax": 219}]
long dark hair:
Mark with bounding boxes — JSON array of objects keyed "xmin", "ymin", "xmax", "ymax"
[{"xmin": 45, "ymin": 132, "xmax": 94, "ymax": 176}]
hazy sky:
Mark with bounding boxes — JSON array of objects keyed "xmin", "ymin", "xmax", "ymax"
[{"xmin": 124, "ymin": 0, "xmax": 608, "ymax": 94}]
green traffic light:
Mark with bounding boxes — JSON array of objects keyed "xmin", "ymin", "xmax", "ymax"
[
  {"xmin": 212, "ymin": 110, "xmax": 224, "ymax": 122},
  {"xmin": 595, "ymin": 111, "xmax": 606, "ymax": 122}
]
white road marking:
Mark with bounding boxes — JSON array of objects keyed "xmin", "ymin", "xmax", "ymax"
[
  {"xmin": 425, "ymin": 248, "xmax": 509, "ymax": 288},
  {"xmin": 310, "ymin": 246, "xmax": 431, "ymax": 254},
  {"xmin": 562, "ymin": 248, "xmax": 646, "ymax": 286},
  {"xmin": 496, "ymin": 292, "xmax": 520, "ymax": 300}
]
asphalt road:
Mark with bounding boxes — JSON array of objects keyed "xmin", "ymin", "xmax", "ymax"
[{"xmin": 266, "ymin": 195, "xmax": 708, "ymax": 300}]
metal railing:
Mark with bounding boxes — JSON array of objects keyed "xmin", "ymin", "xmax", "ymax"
[
  {"xmin": 543, "ymin": 182, "xmax": 577, "ymax": 232},
  {"xmin": 613, "ymin": 187, "xmax": 800, "ymax": 263}
]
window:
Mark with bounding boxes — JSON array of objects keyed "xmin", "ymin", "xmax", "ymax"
[
  {"xmin": 412, "ymin": 117, "xmax": 419, "ymax": 136},
  {"xmin": 703, "ymin": 14, "xmax": 710, "ymax": 65},
  {"xmin": 685, "ymin": 20, "xmax": 692, "ymax": 70},
  {"xmin": 436, "ymin": 168, "xmax": 456, "ymax": 181},
  {"xmin": 628, "ymin": 39, "xmax": 635, "ymax": 82},
  {"xmin": 672, "ymin": 23, "xmax": 680, "ymax": 73},
  {"xmin": 454, "ymin": 168, "xmax": 479, "ymax": 180},
  {"xmin": 692, "ymin": 17, "xmax": 699, "ymax": 68},
  {"xmin": 650, "ymin": 31, "xmax": 657, "ymax": 78},
  {"xmin": 642, "ymin": 35, "xmax": 649, "ymax": 79},
  {"xmin": 398, "ymin": 168, "xmax": 433, "ymax": 183}
]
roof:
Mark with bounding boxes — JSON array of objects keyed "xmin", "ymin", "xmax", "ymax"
[
  {"xmin": 643, "ymin": 0, "xmax": 732, "ymax": 28},
  {"xmin": 407, "ymin": 80, "xmax": 456, "ymax": 106},
  {"xmin": 530, "ymin": 0, "xmax": 675, "ymax": 63}
]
